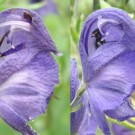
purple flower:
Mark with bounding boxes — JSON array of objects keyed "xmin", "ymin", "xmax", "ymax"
[
  {"xmin": 112, "ymin": 123, "xmax": 135, "ymax": 135},
  {"xmin": 79, "ymin": 8, "xmax": 135, "ymax": 134},
  {"xmin": 30, "ymin": 0, "xmax": 58, "ymax": 17},
  {"xmin": 0, "ymin": 8, "xmax": 59, "ymax": 134}
]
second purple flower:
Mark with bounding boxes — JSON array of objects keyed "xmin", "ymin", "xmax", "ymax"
[{"xmin": 79, "ymin": 8, "xmax": 135, "ymax": 135}]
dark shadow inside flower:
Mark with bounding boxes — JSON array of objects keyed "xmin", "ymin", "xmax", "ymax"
[
  {"xmin": 23, "ymin": 11, "xmax": 33, "ymax": 23},
  {"xmin": 81, "ymin": 12, "xmax": 129, "ymax": 58}
]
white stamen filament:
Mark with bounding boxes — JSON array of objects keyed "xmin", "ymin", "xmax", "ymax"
[
  {"xmin": 0, "ymin": 21, "xmax": 31, "ymax": 31},
  {"xmin": 7, "ymin": 15, "xmax": 22, "ymax": 20}
]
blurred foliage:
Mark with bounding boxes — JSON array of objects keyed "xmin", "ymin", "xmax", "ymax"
[
  {"xmin": 70, "ymin": 0, "xmax": 135, "ymax": 135},
  {"xmin": 0, "ymin": 0, "xmax": 70, "ymax": 135}
]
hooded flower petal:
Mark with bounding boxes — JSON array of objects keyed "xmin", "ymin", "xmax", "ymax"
[
  {"xmin": 79, "ymin": 8, "xmax": 135, "ymax": 135},
  {"xmin": 0, "ymin": 8, "xmax": 60, "ymax": 56},
  {"xmin": 0, "ymin": 8, "xmax": 59, "ymax": 134},
  {"xmin": 79, "ymin": 8, "xmax": 135, "ymax": 82}
]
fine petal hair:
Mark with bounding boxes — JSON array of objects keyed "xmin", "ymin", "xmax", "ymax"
[{"xmin": 0, "ymin": 8, "xmax": 59, "ymax": 134}]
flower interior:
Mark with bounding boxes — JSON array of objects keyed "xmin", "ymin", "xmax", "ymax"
[
  {"xmin": 92, "ymin": 16, "xmax": 124, "ymax": 49},
  {"xmin": 0, "ymin": 11, "xmax": 32, "ymax": 56}
]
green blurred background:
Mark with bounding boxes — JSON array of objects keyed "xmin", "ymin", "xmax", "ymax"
[
  {"xmin": 70, "ymin": 0, "xmax": 135, "ymax": 135},
  {"xmin": 0, "ymin": 0, "xmax": 70, "ymax": 135}
]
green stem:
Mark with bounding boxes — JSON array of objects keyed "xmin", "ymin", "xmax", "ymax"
[
  {"xmin": 107, "ymin": 117, "xmax": 135, "ymax": 130},
  {"xmin": 93, "ymin": 0, "xmax": 100, "ymax": 11},
  {"xmin": 130, "ymin": 117, "xmax": 135, "ymax": 123}
]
